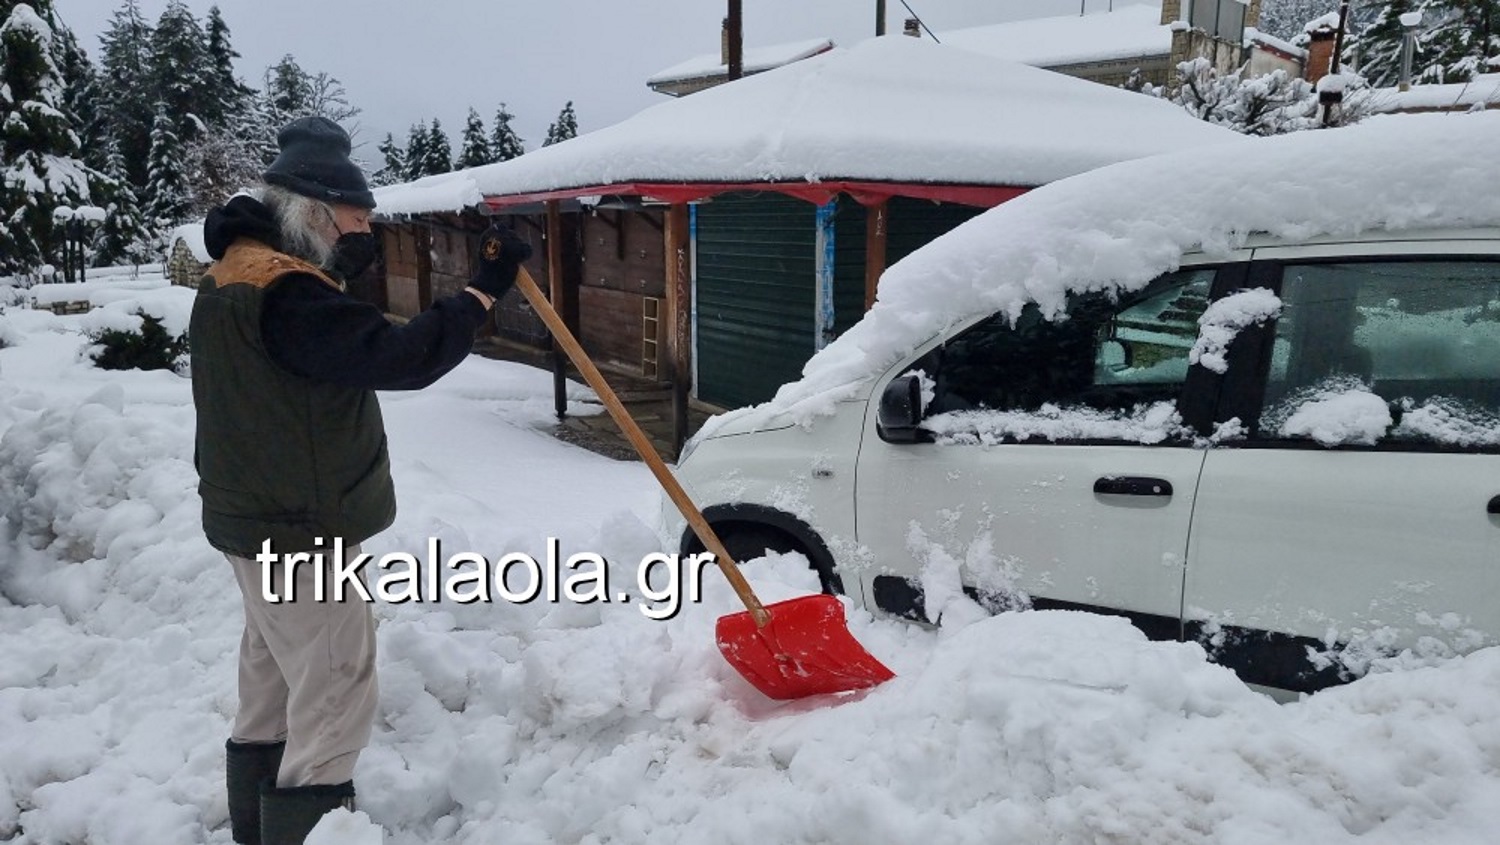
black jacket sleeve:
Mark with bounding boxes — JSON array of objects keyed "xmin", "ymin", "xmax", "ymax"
[{"xmin": 260, "ymin": 273, "xmax": 488, "ymax": 391}]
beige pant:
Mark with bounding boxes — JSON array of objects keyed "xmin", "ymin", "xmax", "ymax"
[{"xmin": 227, "ymin": 545, "xmax": 378, "ymax": 787}]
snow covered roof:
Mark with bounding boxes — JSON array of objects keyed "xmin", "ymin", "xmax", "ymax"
[
  {"xmin": 374, "ymin": 36, "xmax": 1236, "ymax": 216},
  {"xmin": 940, "ymin": 3, "xmax": 1171, "ymax": 68},
  {"xmin": 701, "ymin": 112, "xmax": 1500, "ymax": 435},
  {"xmin": 1244, "ymin": 26, "xmax": 1307, "ymax": 60},
  {"xmin": 646, "ymin": 37, "xmax": 835, "ymax": 86},
  {"xmin": 1368, "ymin": 74, "xmax": 1500, "ymax": 114}
]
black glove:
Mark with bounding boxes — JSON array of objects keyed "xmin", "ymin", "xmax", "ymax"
[{"xmin": 470, "ymin": 224, "xmax": 533, "ymax": 300}]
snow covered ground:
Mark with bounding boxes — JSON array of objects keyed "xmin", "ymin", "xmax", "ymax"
[{"xmin": 4, "ymin": 274, "xmax": 1500, "ymax": 845}]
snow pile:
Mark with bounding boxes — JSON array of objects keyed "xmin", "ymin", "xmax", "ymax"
[
  {"xmin": 375, "ymin": 36, "xmax": 1236, "ymax": 215},
  {"xmin": 924, "ymin": 401, "xmax": 1186, "ymax": 445},
  {"xmin": 307, "ymin": 809, "xmax": 383, "ymax": 845},
  {"xmin": 1278, "ymin": 386, "xmax": 1392, "ymax": 446},
  {"xmin": 1190, "ymin": 287, "xmax": 1282, "ymax": 373},
  {"xmin": 697, "ymin": 111, "xmax": 1500, "ymax": 439},
  {"xmin": 1393, "ymin": 399, "xmax": 1500, "ymax": 448},
  {"xmin": 10, "ymin": 273, "xmax": 1500, "ymax": 843}
]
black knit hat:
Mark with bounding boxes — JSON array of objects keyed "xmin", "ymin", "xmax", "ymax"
[{"xmin": 262, "ymin": 116, "xmax": 376, "ymax": 209}]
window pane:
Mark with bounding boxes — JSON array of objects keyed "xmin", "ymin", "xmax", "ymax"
[
  {"xmin": 923, "ymin": 270, "xmax": 1214, "ymax": 441},
  {"xmin": 1261, "ymin": 261, "xmax": 1500, "ymax": 447}
]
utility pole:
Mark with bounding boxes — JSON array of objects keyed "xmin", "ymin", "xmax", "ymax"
[
  {"xmin": 727, "ymin": 0, "xmax": 743, "ymax": 81},
  {"xmin": 876, "ymin": 0, "xmax": 886, "ymax": 36}
]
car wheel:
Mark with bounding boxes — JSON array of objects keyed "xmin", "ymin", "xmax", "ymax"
[{"xmin": 711, "ymin": 524, "xmax": 840, "ymax": 595}]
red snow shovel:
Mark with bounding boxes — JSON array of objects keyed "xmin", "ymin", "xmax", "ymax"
[{"xmin": 511, "ymin": 265, "xmax": 894, "ymax": 700}]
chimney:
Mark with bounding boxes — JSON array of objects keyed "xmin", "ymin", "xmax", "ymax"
[
  {"xmin": 903, "ymin": 17, "xmax": 921, "ymax": 37},
  {"xmin": 1304, "ymin": 24, "xmax": 1337, "ymax": 86}
]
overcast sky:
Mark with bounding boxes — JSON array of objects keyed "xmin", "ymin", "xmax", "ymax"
[{"xmin": 58, "ymin": 0, "xmax": 1136, "ymax": 160}]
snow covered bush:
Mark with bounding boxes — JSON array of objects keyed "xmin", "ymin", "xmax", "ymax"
[
  {"xmin": 84, "ymin": 308, "xmax": 188, "ymax": 373},
  {"xmin": 1171, "ymin": 57, "xmax": 1373, "ymax": 134}
]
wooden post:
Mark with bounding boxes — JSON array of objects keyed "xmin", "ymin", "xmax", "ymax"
[
  {"xmin": 727, "ymin": 0, "xmax": 743, "ymax": 80},
  {"xmin": 663, "ymin": 203, "xmax": 692, "ymax": 454},
  {"xmin": 547, "ymin": 200, "xmax": 568, "ymax": 420},
  {"xmin": 415, "ymin": 224, "xmax": 433, "ymax": 309},
  {"xmin": 864, "ymin": 199, "xmax": 888, "ymax": 311},
  {"xmin": 1321, "ymin": 1, "xmax": 1351, "ymax": 126},
  {"xmin": 876, "ymin": 0, "xmax": 886, "ymax": 35}
]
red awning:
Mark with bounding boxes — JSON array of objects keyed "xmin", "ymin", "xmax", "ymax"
[{"xmin": 482, "ymin": 180, "xmax": 1028, "ymax": 212}]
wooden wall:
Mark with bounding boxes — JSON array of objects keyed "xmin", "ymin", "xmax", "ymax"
[
  {"xmin": 375, "ymin": 207, "xmax": 668, "ymax": 381},
  {"xmin": 580, "ymin": 208, "xmax": 667, "ymax": 376}
]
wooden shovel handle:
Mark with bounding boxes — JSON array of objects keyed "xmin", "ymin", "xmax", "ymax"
[{"xmin": 511, "ymin": 267, "xmax": 772, "ymax": 627}]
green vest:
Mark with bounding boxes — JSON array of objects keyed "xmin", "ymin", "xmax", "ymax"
[{"xmin": 191, "ymin": 239, "xmax": 396, "ymax": 557}]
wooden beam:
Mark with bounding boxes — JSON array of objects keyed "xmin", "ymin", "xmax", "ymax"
[
  {"xmin": 864, "ymin": 198, "xmax": 888, "ymax": 311},
  {"xmin": 663, "ymin": 203, "xmax": 692, "ymax": 454},
  {"xmin": 547, "ymin": 199, "xmax": 567, "ymax": 420}
]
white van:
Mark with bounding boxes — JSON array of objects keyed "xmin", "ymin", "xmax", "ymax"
[{"xmin": 667, "ymin": 116, "xmax": 1500, "ymax": 695}]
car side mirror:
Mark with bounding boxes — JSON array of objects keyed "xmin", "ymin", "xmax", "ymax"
[{"xmin": 878, "ymin": 374, "xmax": 924, "ymax": 443}]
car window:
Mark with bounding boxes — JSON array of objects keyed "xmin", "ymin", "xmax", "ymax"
[
  {"xmin": 1258, "ymin": 260, "xmax": 1500, "ymax": 449},
  {"xmin": 919, "ymin": 269, "xmax": 1215, "ymax": 443}
]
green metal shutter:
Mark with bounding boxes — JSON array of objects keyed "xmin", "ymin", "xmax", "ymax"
[
  {"xmin": 886, "ymin": 196, "xmax": 983, "ymax": 266},
  {"xmin": 832, "ymin": 197, "xmax": 983, "ymax": 336},
  {"xmin": 832, "ymin": 198, "xmax": 867, "ymax": 336},
  {"xmin": 695, "ymin": 193, "xmax": 816, "ymax": 409}
]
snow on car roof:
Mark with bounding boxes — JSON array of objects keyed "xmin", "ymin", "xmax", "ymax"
[
  {"xmin": 704, "ymin": 112, "xmax": 1500, "ymax": 436},
  {"xmin": 373, "ymin": 36, "xmax": 1236, "ymax": 216}
]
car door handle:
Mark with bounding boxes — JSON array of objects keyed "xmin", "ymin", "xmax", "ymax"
[
  {"xmin": 1489, "ymin": 495, "xmax": 1500, "ymax": 515},
  {"xmin": 1094, "ymin": 476, "xmax": 1173, "ymax": 497}
]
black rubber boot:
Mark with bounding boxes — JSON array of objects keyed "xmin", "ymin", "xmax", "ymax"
[
  {"xmin": 226, "ymin": 740, "xmax": 286, "ymax": 845},
  {"xmin": 260, "ymin": 780, "xmax": 356, "ymax": 845}
]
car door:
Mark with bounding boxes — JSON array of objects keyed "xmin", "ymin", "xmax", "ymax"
[
  {"xmin": 1187, "ymin": 241, "xmax": 1500, "ymax": 693},
  {"xmin": 855, "ymin": 266, "xmax": 1236, "ymax": 636}
]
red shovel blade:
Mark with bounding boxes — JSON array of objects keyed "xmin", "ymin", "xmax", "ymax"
[{"xmin": 715, "ymin": 594, "xmax": 895, "ymax": 700}]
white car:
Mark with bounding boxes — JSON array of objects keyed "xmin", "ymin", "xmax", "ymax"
[{"xmin": 667, "ymin": 115, "xmax": 1500, "ymax": 695}]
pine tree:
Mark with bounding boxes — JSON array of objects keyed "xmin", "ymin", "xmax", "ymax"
[
  {"xmin": 1422, "ymin": 1, "xmax": 1500, "ymax": 83},
  {"xmin": 263, "ymin": 53, "xmax": 313, "ymax": 124},
  {"xmin": 148, "ymin": 0, "xmax": 211, "ymax": 143},
  {"xmin": 54, "ymin": 23, "xmax": 104, "ymax": 169},
  {"xmin": 1351, "ymin": 1, "xmax": 1500, "ymax": 87},
  {"xmin": 402, "ymin": 122, "xmax": 430, "ymax": 179},
  {"xmin": 491, "ymin": 102, "xmax": 525, "ymax": 161},
  {"xmin": 373, "ymin": 133, "xmax": 405, "ymax": 186},
  {"xmin": 1351, "ymin": 0, "xmax": 1427, "ymax": 87},
  {"xmin": 423, "ymin": 118, "xmax": 452, "ymax": 174},
  {"xmin": 543, "ymin": 101, "xmax": 578, "ymax": 146},
  {"xmin": 93, "ymin": 136, "xmax": 150, "ymax": 266},
  {"xmin": 97, "ymin": 0, "xmax": 154, "ymax": 189},
  {"xmin": 203, "ymin": 6, "xmax": 252, "ymax": 126},
  {"xmin": 144, "ymin": 100, "xmax": 190, "ymax": 241},
  {"xmin": 457, "ymin": 107, "xmax": 492, "ymax": 168},
  {"xmin": 0, "ymin": 0, "xmax": 94, "ymax": 276}
]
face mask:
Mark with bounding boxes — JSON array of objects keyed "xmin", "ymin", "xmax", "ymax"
[{"xmin": 330, "ymin": 231, "xmax": 377, "ymax": 280}]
